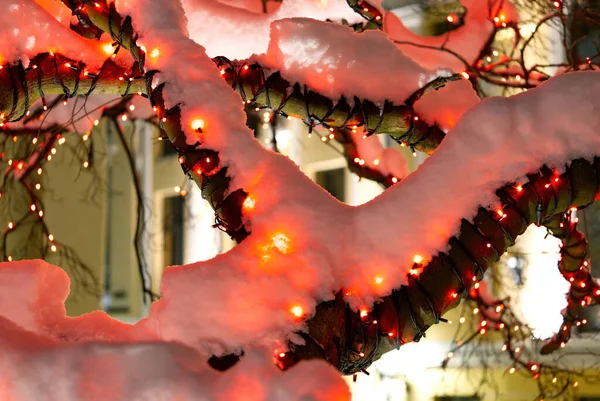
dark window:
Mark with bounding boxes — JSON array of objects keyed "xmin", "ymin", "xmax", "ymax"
[
  {"xmin": 163, "ymin": 195, "xmax": 185, "ymax": 266},
  {"xmin": 315, "ymin": 168, "xmax": 345, "ymax": 202},
  {"xmin": 161, "ymin": 140, "xmax": 179, "ymax": 157}
]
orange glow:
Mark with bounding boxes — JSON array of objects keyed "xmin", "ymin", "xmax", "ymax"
[
  {"xmin": 460, "ymin": 71, "xmax": 470, "ymax": 79},
  {"xmin": 413, "ymin": 254, "xmax": 423, "ymax": 264},
  {"xmin": 360, "ymin": 309, "xmax": 368, "ymax": 318},
  {"xmin": 530, "ymin": 364, "xmax": 538, "ymax": 371},
  {"xmin": 451, "ymin": 292, "xmax": 458, "ymax": 299},
  {"xmin": 446, "ymin": 15, "xmax": 454, "ymax": 22},
  {"xmin": 374, "ymin": 276, "xmax": 384, "ymax": 284},
  {"xmin": 191, "ymin": 119, "xmax": 205, "ymax": 131},
  {"xmin": 290, "ymin": 305, "xmax": 303, "ymax": 318},
  {"xmin": 496, "ymin": 209, "xmax": 504, "ymax": 216},
  {"xmin": 243, "ymin": 195, "xmax": 256, "ymax": 210},
  {"xmin": 515, "ymin": 185, "xmax": 523, "ymax": 192},
  {"xmin": 279, "ymin": 352, "xmax": 285, "ymax": 358},
  {"xmin": 150, "ymin": 48, "xmax": 160, "ymax": 58},
  {"xmin": 387, "ymin": 332, "xmax": 394, "ymax": 337}
]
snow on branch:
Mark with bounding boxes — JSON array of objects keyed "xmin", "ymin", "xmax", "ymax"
[{"xmin": 182, "ymin": 0, "xmax": 364, "ymax": 59}]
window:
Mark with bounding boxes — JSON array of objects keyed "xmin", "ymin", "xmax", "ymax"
[
  {"xmin": 163, "ymin": 195, "xmax": 185, "ymax": 266},
  {"xmin": 315, "ymin": 168, "xmax": 346, "ymax": 202}
]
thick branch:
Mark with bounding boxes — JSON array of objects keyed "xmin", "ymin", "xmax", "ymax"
[{"xmin": 0, "ymin": 54, "xmax": 146, "ymax": 123}]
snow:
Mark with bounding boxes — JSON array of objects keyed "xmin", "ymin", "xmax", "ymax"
[
  {"xmin": 182, "ymin": 0, "xmax": 364, "ymax": 59},
  {"xmin": 0, "ymin": 260, "xmax": 351, "ymax": 400},
  {"xmin": 260, "ymin": 18, "xmax": 453, "ymax": 106},
  {"xmin": 0, "ymin": 1, "xmax": 107, "ymax": 68},
  {"xmin": 385, "ymin": 0, "xmax": 518, "ymax": 72}
]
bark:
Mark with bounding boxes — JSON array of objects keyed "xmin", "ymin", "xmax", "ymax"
[{"xmin": 0, "ymin": 54, "xmax": 147, "ymax": 123}]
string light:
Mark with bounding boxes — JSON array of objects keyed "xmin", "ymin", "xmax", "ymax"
[
  {"xmin": 374, "ymin": 275, "xmax": 384, "ymax": 284},
  {"xmin": 50, "ymin": 244, "xmax": 57, "ymax": 252}
]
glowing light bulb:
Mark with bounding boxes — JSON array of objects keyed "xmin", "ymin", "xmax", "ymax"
[
  {"xmin": 7, "ymin": 222, "xmax": 14, "ymax": 229},
  {"xmin": 290, "ymin": 305, "xmax": 303, "ymax": 317},
  {"xmin": 279, "ymin": 352, "xmax": 285, "ymax": 358},
  {"xmin": 413, "ymin": 254, "xmax": 423, "ymax": 264},
  {"xmin": 48, "ymin": 234, "xmax": 54, "ymax": 241},
  {"xmin": 374, "ymin": 276, "xmax": 384, "ymax": 284},
  {"xmin": 150, "ymin": 48, "xmax": 160, "ymax": 58},
  {"xmin": 191, "ymin": 119, "xmax": 205, "ymax": 131},
  {"xmin": 83, "ymin": 161, "xmax": 89, "ymax": 168},
  {"xmin": 459, "ymin": 317, "xmax": 465, "ymax": 323},
  {"xmin": 451, "ymin": 292, "xmax": 458, "ymax": 299},
  {"xmin": 461, "ymin": 71, "xmax": 470, "ymax": 79},
  {"xmin": 243, "ymin": 196, "xmax": 255, "ymax": 210},
  {"xmin": 360, "ymin": 309, "xmax": 368, "ymax": 318},
  {"xmin": 447, "ymin": 352, "xmax": 454, "ymax": 358},
  {"xmin": 30, "ymin": 204, "xmax": 36, "ymax": 211},
  {"xmin": 272, "ymin": 233, "xmax": 290, "ymax": 253},
  {"xmin": 509, "ymin": 367, "xmax": 515, "ymax": 374},
  {"xmin": 103, "ymin": 43, "xmax": 114, "ymax": 55}
]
